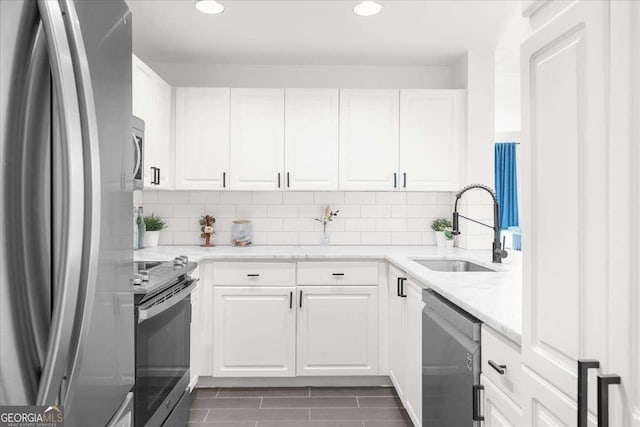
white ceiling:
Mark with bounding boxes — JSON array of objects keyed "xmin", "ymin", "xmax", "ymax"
[{"xmin": 126, "ymin": 0, "xmax": 520, "ymax": 66}]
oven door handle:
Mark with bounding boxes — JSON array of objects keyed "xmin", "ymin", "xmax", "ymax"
[{"xmin": 138, "ymin": 279, "xmax": 198, "ymax": 324}]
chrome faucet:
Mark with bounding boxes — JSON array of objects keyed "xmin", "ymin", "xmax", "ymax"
[{"xmin": 452, "ymin": 184, "xmax": 508, "ymax": 263}]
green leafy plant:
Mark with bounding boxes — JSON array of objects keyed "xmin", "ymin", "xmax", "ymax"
[
  {"xmin": 144, "ymin": 214, "xmax": 166, "ymax": 231},
  {"xmin": 431, "ymin": 218, "xmax": 452, "ymax": 232}
]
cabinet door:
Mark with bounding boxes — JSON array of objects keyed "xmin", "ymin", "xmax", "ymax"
[
  {"xmin": 175, "ymin": 88, "xmax": 230, "ymax": 190},
  {"xmin": 399, "ymin": 90, "xmax": 464, "ymax": 191},
  {"xmin": 284, "ymin": 89, "xmax": 339, "ymax": 190},
  {"xmin": 297, "ymin": 286, "xmax": 378, "ymax": 376},
  {"xmin": 132, "ymin": 55, "xmax": 172, "ymax": 189},
  {"xmin": 521, "ymin": 366, "xmax": 596, "ymax": 427},
  {"xmin": 388, "ymin": 268, "xmax": 406, "ymax": 399},
  {"xmin": 339, "ymin": 89, "xmax": 399, "ymax": 190},
  {"xmin": 230, "ymin": 88, "xmax": 284, "ymax": 190},
  {"xmin": 404, "ymin": 280, "xmax": 424, "ymax": 426},
  {"xmin": 521, "ymin": 0, "xmax": 609, "ymax": 405},
  {"xmin": 481, "ymin": 375, "xmax": 523, "ymax": 427},
  {"xmin": 213, "ymin": 287, "xmax": 296, "ymax": 377}
]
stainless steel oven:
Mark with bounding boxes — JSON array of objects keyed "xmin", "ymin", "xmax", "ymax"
[
  {"xmin": 132, "ymin": 116, "xmax": 144, "ymax": 190},
  {"xmin": 134, "ymin": 258, "xmax": 197, "ymax": 427}
]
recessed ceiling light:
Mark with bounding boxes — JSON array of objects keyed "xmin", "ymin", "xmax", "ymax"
[
  {"xmin": 353, "ymin": 1, "xmax": 382, "ymax": 17},
  {"xmin": 195, "ymin": 0, "xmax": 225, "ymax": 15}
]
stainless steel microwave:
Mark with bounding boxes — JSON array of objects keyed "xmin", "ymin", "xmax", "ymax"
[{"xmin": 132, "ymin": 116, "xmax": 144, "ymax": 190}]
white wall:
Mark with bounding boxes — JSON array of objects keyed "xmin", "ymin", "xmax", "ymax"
[
  {"xmin": 147, "ymin": 62, "xmax": 460, "ymax": 89},
  {"xmin": 141, "ymin": 190, "xmax": 455, "ymax": 246}
]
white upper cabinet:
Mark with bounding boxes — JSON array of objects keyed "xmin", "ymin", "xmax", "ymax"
[
  {"xmin": 339, "ymin": 89, "xmax": 400, "ymax": 190},
  {"xmin": 284, "ymin": 89, "xmax": 339, "ymax": 190},
  {"xmin": 132, "ymin": 55, "xmax": 172, "ymax": 189},
  {"xmin": 174, "ymin": 88, "xmax": 230, "ymax": 190},
  {"xmin": 399, "ymin": 90, "xmax": 464, "ymax": 191},
  {"xmin": 230, "ymin": 88, "xmax": 285, "ymax": 190},
  {"xmin": 521, "ymin": 0, "xmax": 609, "ymax": 418}
]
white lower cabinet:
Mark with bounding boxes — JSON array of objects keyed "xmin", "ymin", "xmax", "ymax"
[
  {"xmin": 521, "ymin": 365, "xmax": 596, "ymax": 427},
  {"xmin": 388, "ymin": 266, "xmax": 423, "ymax": 426},
  {"xmin": 296, "ymin": 286, "xmax": 378, "ymax": 376},
  {"xmin": 213, "ymin": 286, "xmax": 296, "ymax": 377},
  {"xmin": 481, "ymin": 374, "xmax": 523, "ymax": 427}
]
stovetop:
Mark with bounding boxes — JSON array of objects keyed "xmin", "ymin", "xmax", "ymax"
[{"xmin": 133, "ymin": 255, "xmax": 197, "ymax": 297}]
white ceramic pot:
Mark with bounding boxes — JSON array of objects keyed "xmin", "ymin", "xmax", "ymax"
[
  {"xmin": 143, "ymin": 230, "xmax": 161, "ymax": 247},
  {"xmin": 435, "ymin": 231, "xmax": 446, "ymax": 247}
]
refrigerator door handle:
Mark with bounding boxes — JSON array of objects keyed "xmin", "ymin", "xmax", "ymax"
[
  {"xmin": 57, "ymin": 0, "xmax": 103, "ymax": 406},
  {"xmin": 36, "ymin": 0, "xmax": 85, "ymax": 405}
]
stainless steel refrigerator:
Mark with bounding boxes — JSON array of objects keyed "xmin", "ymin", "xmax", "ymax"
[{"xmin": 0, "ymin": 1, "xmax": 134, "ymax": 426}]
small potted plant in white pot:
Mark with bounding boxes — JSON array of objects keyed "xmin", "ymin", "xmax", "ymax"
[
  {"xmin": 143, "ymin": 214, "xmax": 166, "ymax": 247},
  {"xmin": 431, "ymin": 218, "xmax": 454, "ymax": 248}
]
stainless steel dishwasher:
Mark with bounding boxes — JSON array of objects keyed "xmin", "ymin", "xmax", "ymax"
[{"xmin": 422, "ymin": 289, "xmax": 483, "ymax": 426}]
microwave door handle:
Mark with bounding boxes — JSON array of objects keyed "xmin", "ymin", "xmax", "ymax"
[
  {"xmin": 138, "ymin": 279, "xmax": 198, "ymax": 324},
  {"xmin": 57, "ymin": 0, "xmax": 104, "ymax": 406},
  {"xmin": 132, "ymin": 132, "xmax": 141, "ymax": 180},
  {"xmin": 36, "ymin": 0, "xmax": 85, "ymax": 405}
]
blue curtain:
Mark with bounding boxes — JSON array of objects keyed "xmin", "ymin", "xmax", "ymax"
[{"xmin": 494, "ymin": 143, "xmax": 519, "ymax": 230}]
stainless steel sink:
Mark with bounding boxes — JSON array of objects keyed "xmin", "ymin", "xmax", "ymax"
[{"xmin": 412, "ymin": 259, "xmax": 495, "ymax": 272}]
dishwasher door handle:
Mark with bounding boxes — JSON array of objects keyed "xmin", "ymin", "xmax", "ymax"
[{"xmin": 472, "ymin": 385, "xmax": 484, "ymax": 421}]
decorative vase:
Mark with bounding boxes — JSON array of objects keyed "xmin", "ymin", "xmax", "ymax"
[
  {"xmin": 143, "ymin": 231, "xmax": 160, "ymax": 248},
  {"xmin": 201, "ymin": 233, "xmax": 215, "ymax": 247},
  {"xmin": 321, "ymin": 223, "xmax": 330, "ymax": 246}
]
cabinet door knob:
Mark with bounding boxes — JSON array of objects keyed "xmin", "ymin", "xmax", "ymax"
[
  {"xmin": 577, "ymin": 359, "xmax": 600, "ymax": 427},
  {"xmin": 598, "ymin": 374, "xmax": 621, "ymax": 427},
  {"xmin": 488, "ymin": 360, "xmax": 507, "ymax": 375}
]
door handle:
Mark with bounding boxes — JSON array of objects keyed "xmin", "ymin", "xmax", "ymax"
[
  {"xmin": 289, "ymin": 291, "xmax": 293, "ymax": 309},
  {"xmin": 332, "ymin": 273, "xmax": 344, "ymax": 276},
  {"xmin": 36, "ymin": 0, "xmax": 85, "ymax": 405},
  {"xmin": 287, "ymin": 172, "xmax": 290, "ymax": 188},
  {"xmin": 578, "ymin": 359, "xmax": 600, "ymax": 427},
  {"xmin": 278, "ymin": 172, "xmax": 281, "ymax": 188},
  {"xmin": 393, "ymin": 172, "xmax": 397, "ymax": 188},
  {"xmin": 397, "ymin": 277, "xmax": 401, "ymax": 297},
  {"xmin": 247, "ymin": 274, "xmax": 260, "ymax": 277},
  {"xmin": 223, "ymin": 171, "xmax": 226, "ymax": 188},
  {"xmin": 299, "ymin": 290, "xmax": 303, "ymax": 308},
  {"xmin": 472, "ymin": 385, "xmax": 484, "ymax": 421},
  {"xmin": 488, "ymin": 360, "xmax": 507, "ymax": 375},
  {"xmin": 156, "ymin": 167, "xmax": 161, "ymax": 185},
  {"xmin": 403, "ymin": 172, "xmax": 407, "ymax": 188},
  {"xmin": 598, "ymin": 374, "xmax": 621, "ymax": 427},
  {"xmin": 399, "ymin": 277, "xmax": 407, "ymax": 298}
]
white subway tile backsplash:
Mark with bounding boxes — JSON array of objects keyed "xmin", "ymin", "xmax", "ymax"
[
  {"xmin": 252, "ymin": 191, "xmax": 283, "ymax": 204},
  {"xmin": 283, "ymin": 192, "xmax": 314, "ymax": 204},
  {"xmin": 140, "ymin": 190, "xmax": 454, "ymax": 246},
  {"xmin": 314, "ymin": 191, "xmax": 345, "ymax": 204},
  {"xmin": 220, "ymin": 191, "xmax": 252, "ymax": 204},
  {"xmin": 376, "ymin": 192, "xmax": 406, "ymax": 205},
  {"xmin": 345, "ymin": 192, "xmax": 376, "ymax": 205},
  {"xmin": 157, "ymin": 191, "xmax": 189, "ymax": 204}
]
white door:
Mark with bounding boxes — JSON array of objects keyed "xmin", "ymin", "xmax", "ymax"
[
  {"xmin": 388, "ymin": 268, "xmax": 406, "ymax": 399},
  {"xmin": 284, "ymin": 88, "xmax": 339, "ymax": 190},
  {"xmin": 213, "ymin": 287, "xmax": 296, "ymax": 377},
  {"xmin": 132, "ymin": 55, "xmax": 172, "ymax": 189},
  {"xmin": 230, "ymin": 88, "xmax": 285, "ymax": 190},
  {"xmin": 522, "ymin": 367, "xmax": 596, "ymax": 427},
  {"xmin": 481, "ymin": 375, "xmax": 523, "ymax": 427},
  {"xmin": 404, "ymin": 280, "xmax": 424, "ymax": 426},
  {"xmin": 521, "ymin": 0, "xmax": 609, "ymax": 409},
  {"xmin": 296, "ymin": 286, "xmax": 378, "ymax": 376},
  {"xmin": 175, "ymin": 88, "xmax": 230, "ymax": 190},
  {"xmin": 399, "ymin": 90, "xmax": 464, "ymax": 191},
  {"xmin": 339, "ymin": 89, "xmax": 399, "ymax": 190}
]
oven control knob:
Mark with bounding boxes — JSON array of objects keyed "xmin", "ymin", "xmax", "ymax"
[
  {"xmin": 173, "ymin": 257, "xmax": 185, "ymax": 267},
  {"xmin": 138, "ymin": 270, "xmax": 150, "ymax": 281},
  {"xmin": 178, "ymin": 255, "xmax": 189, "ymax": 263},
  {"xmin": 132, "ymin": 274, "xmax": 143, "ymax": 285}
]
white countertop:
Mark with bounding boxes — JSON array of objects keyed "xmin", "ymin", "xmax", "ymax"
[{"xmin": 135, "ymin": 245, "xmax": 522, "ymax": 344}]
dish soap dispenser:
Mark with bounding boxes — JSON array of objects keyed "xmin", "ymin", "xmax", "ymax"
[{"xmin": 137, "ymin": 206, "xmax": 146, "ymax": 249}]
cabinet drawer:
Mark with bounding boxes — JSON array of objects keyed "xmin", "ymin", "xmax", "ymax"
[
  {"xmin": 213, "ymin": 262, "xmax": 296, "ymax": 286},
  {"xmin": 297, "ymin": 262, "xmax": 379, "ymax": 285},
  {"xmin": 482, "ymin": 325, "xmax": 522, "ymax": 407}
]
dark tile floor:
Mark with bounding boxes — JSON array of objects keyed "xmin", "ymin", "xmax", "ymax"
[{"xmin": 189, "ymin": 387, "xmax": 413, "ymax": 427}]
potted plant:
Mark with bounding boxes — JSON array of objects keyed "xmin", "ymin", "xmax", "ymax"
[
  {"xmin": 431, "ymin": 218, "xmax": 454, "ymax": 248},
  {"xmin": 143, "ymin": 214, "xmax": 166, "ymax": 247}
]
